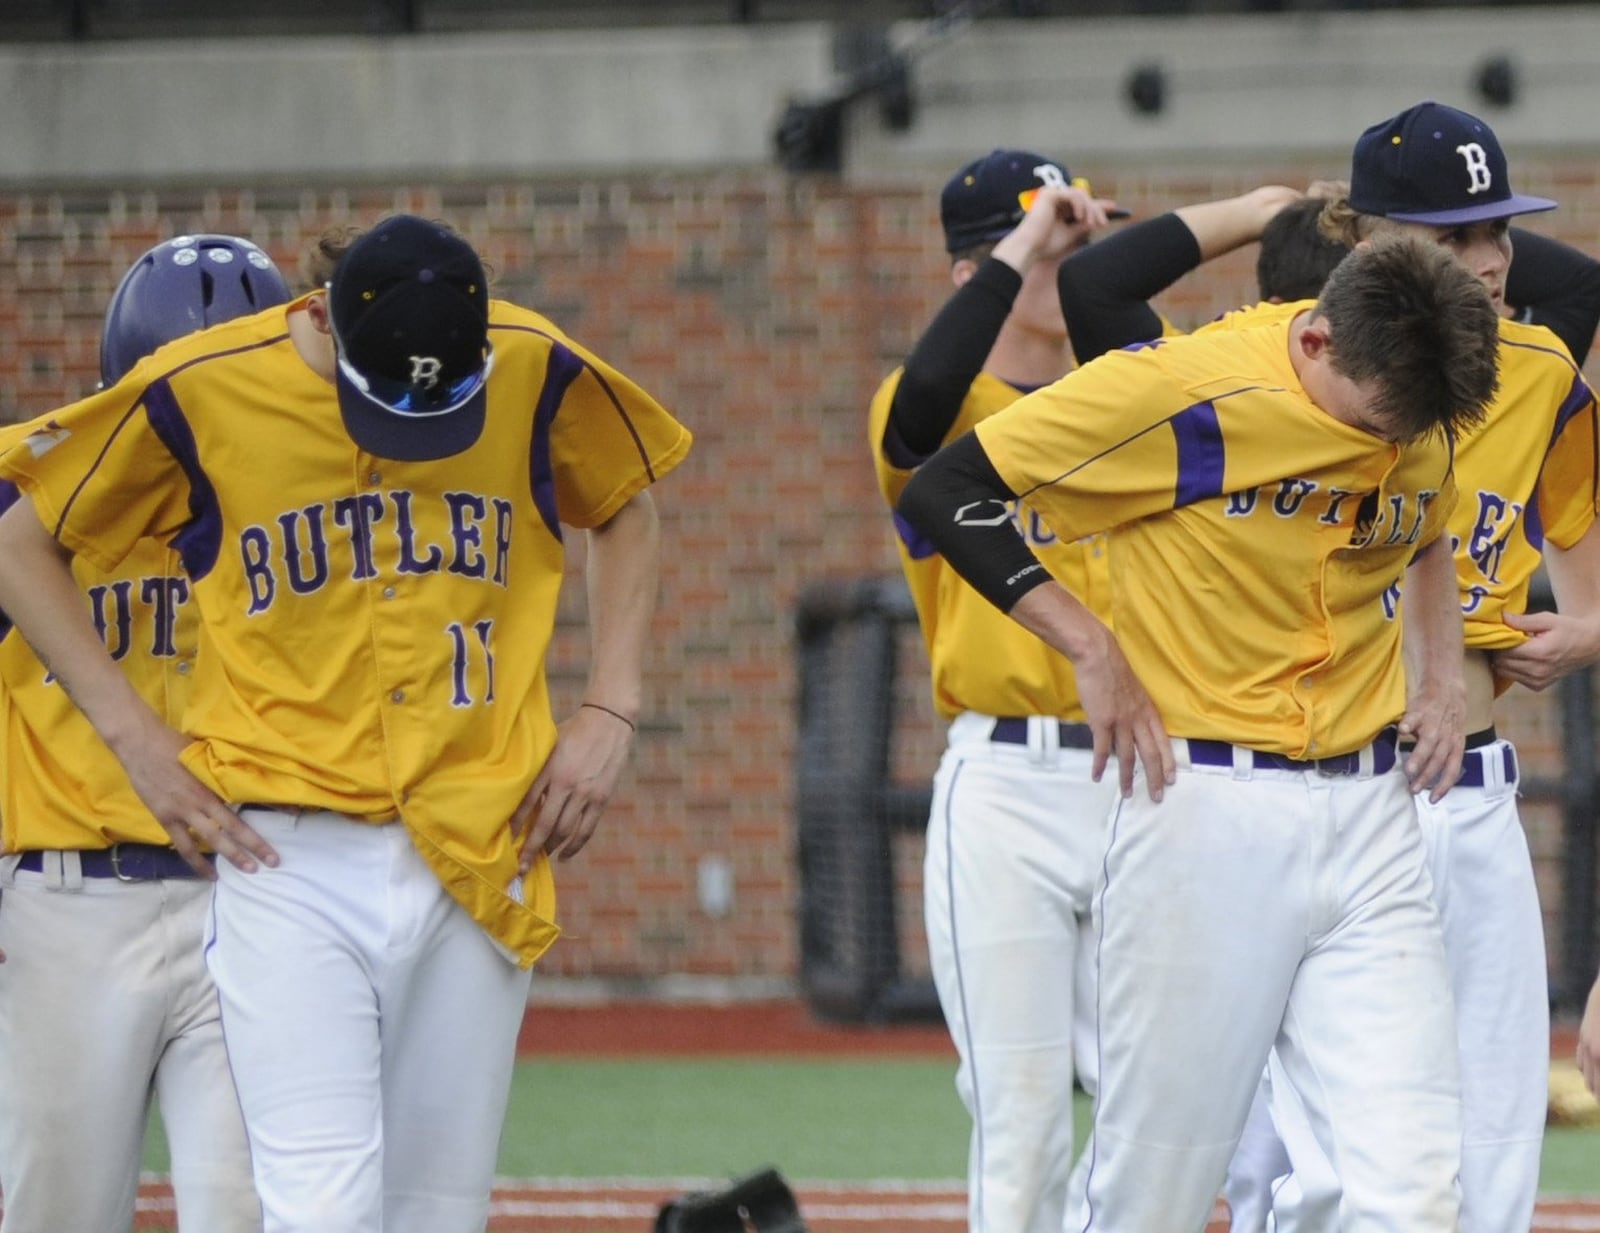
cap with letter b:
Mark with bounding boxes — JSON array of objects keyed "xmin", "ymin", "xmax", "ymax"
[
  {"xmin": 328, "ymin": 214, "xmax": 493, "ymax": 462},
  {"xmin": 1348, "ymin": 100, "xmax": 1556, "ymax": 226}
]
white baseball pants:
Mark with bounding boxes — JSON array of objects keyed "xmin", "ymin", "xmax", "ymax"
[
  {"xmin": 0, "ymin": 853, "xmax": 260, "ymax": 1233},
  {"xmin": 1079, "ymin": 747, "xmax": 1461, "ymax": 1233},
  {"xmin": 924, "ymin": 711, "xmax": 1115, "ymax": 1233},
  {"xmin": 205, "ymin": 809, "xmax": 533, "ymax": 1233},
  {"xmin": 1228, "ymin": 740, "xmax": 1543, "ymax": 1233}
]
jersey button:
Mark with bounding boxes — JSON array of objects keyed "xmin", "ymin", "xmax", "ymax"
[
  {"xmin": 383, "ymin": 586, "xmax": 397, "ymax": 600},
  {"xmin": 368, "ymin": 471, "xmax": 382, "ymax": 486},
  {"xmin": 176, "ymin": 661, "xmax": 192, "ymax": 675},
  {"xmin": 390, "ymin": 689, "xmax": 405, "ymax": 703}
]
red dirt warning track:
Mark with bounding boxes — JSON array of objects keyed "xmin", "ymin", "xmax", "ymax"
[
  {"xmin": 130, "ymin": 1182, "xmax": 1600, "ymax": 1232},
  {"xmin": 517, "ymin": 998, "xmax": 955, "ymax": 1057}
]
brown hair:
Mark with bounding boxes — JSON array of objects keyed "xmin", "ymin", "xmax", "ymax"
[
  {"xmin": 1314, "ymin": 232, "xmax": 1499, "ymax": 442},
  {"xmin": 1257, "ymin": 197, "xmax": 1350, "ymax": 302},
  {"xmin": 301, "ymin": 225, "xmax": 363, "ymax": 289},
  {"xmin": 301, "ymin": 219, "xmax": 495, "ymax": 293},
  {"xmin": 1316, "ymin": 196, "xmax": 1385, "ymax": 249}
]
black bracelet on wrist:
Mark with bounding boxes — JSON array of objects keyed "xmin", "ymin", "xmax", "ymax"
[{"xmin": 581, "ymin": 702, "xmax": 637, "ymax": 732}]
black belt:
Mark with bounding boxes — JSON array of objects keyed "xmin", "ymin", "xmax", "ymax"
[
  {"xmin": 1185, "ymin": 727, "xmax": 1400, "ymax": 777},
  {"xmin": 15, "ymin": 844, "xmax": 212, "ymax": 881},
  {"xmin": 990, "ymin": 718, "xmax": 1095, "ymax": 750}
]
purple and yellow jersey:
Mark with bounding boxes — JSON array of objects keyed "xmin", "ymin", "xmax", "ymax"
[
  {"xmin": 1203, "ymin": 301, "xmax": 1600, "ymax": 663},
  {"xmin": 0, "ymin": 294, "xmax": 692, "ymax": 966},
  {"xmin": 0, "ymin": 422, "xmax": 193, "ymax": 853},
  {"xmin": 976, "ymin": 318, "xmax": 1456, "ymax": 757},
  {"xmin": 869, "ymin": 369, "xmax": 1111, "ymax": 722}
]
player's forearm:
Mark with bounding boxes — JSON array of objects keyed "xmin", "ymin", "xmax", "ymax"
[
  {"xmin": 0, "ymin": 496, "xmax": 161, "ymax": 753},
  {"xmin": 1545, "ymin": 524, "xmax": 1600, "ymax": 628},
  {"xmin": 896, "ymin": 431, "xmax": 1046, "ymax": 612},
  {"xmin": 889, "ymin": 259, "xmax": 1021, "ymax": 459},
  {"xmin": 1174, "ymin": 188, "xmax": 1299, "ymax": 262},
  {"xmin": 1058, "ymin": 213, "xmax": 1195, "ymax": 365},
  {"xmin": 1402, "ymin": 536, "xmax": 1467, "ymax": 695},
  {"xmin": 579, "ymin": 490, "xmax": 661, "ymax": 720}
]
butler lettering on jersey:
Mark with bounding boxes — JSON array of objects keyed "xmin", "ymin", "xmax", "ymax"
[
  {"xmin": 88, "ymin": 573, "xmax": 189, "ymax": 660},
  {"xmin": 239, "ymin": 489, "xmax": 514, "ymax": 614},
  {"xmin": 1222, "ymin": 479, "xmax": 1440, "ymax": 550},
  {"xmin": 1465, "ymin": 490, "xmax": 1520, "ymax": 584}
]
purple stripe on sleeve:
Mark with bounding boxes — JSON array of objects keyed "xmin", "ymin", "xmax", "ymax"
[
  {"xmin": 1529, "ymin": 373, "xmax": 1599, "ymax": 551},
  {"xmin": 1549, "ymin": 373, "xmax": 1595, "ymax": 451},
  {"xmin": 142, "ymin": 380, "xmax": 225, "ymax": 582},
  {"xmin": 1524, "ymin": 488, "xmax": 1545, "ymax": 552},
  {"xmin": 0, "ymin": 479, "xmax": 17, "ymax": 640},
  {"xmin": 527, "ymin": 344, "xmax": 586, "ymax": 541},
  {"xmin": 893, "ymin": 509, "xmax": 938, "ymax": 561},
  {"xmin": 1170, "ymin": 401, "xmax": 1226, "ymax": 508}
]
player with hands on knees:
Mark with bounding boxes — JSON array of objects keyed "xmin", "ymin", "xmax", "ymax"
[
  {"xmin": 0, "ymin": 234, "xmax": 289, "ymax": 1233},
  {"xmin": 897, "ymin": 233, "xmax": 1501, "ymax": 1233},
  {"xmin": 0, "ymin": 214, "xmax": 690, "ymax": 1233},
  {"xmin": 867, "ymin": 147, "xmax": 1125, "ymax": 1233}
]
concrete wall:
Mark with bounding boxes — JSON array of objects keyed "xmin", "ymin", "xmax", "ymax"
[{"xmin": 4, "ymin": 7, "xmax": 1600, "ymax": 185}]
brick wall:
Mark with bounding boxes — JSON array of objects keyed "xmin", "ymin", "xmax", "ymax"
[{"xmin": 3, "ymin": 159, "xmax": 1598, "ymax": 992}]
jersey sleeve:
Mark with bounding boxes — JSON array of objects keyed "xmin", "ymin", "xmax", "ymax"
[
  {"xmin": 0, "ymin": 377, "xmax": 192, "ymax": 574},
  {"xmin": 1536, "ymin": 374, "xmax": 1600, "ymax": 550},
  {"xmin": 541, "ymin": 336, "xmax": 693, "ymax": 529},
  {"xmin": 974, "ymin": 345, "xmax": 1189, "ymax": 540}
]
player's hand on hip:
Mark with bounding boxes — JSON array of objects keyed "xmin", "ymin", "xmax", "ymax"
[
  {"xmin": 511, "ymin": 703, "xmax": 635, "ymax": 871},
  {"xmin": 1072, "ymin": 627, "xmax": 1175, "ymax": 801},
  {"xmin": 1398, "ymin": 678, "xmax": 1466, "ymax": 803},
  {"xmin": 111, "ymin": 716, "xmax": 278, "ymax": 875}
]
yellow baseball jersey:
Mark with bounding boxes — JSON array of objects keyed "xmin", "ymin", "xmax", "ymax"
[
  {"xmin": 0, "ymin": 423, "xmax": 194, "ymax": 853},
  {"xmin": 1203, "ymin": 302, "xmax": 1600, "ymax": 656},
  {"xmin": 0, "ymin": 294, "xmax": 692, "ymax": 966},
  {"xmin": 869, "ymin": 369, "xmax": 1111, "ymax": 721},
  {"xmin": 976, "ymin": 318, "xmax": 1457, "ymax": 757}
]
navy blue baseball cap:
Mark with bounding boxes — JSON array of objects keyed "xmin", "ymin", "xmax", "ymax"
[
  {"xmin": 1348, "ymin": 100, "xmax": 1556, "ymax": 226},
  {"xmin": 328, "ymin": 215, "xmax": 492, "ymax": 462},
  {"xmin": 939, "ymin": 148, "xmax": 1128, "ymax": 254}
]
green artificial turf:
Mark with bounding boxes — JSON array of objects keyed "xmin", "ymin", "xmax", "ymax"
[{"xmin": 146, "ymin": 1056, "xmax": 1599, "ymax": 1191}]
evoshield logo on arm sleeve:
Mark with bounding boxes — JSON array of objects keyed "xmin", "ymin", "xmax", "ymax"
[{"xmin": 954, "ymin": 499, "xmax": 1015, "ymax": 527}]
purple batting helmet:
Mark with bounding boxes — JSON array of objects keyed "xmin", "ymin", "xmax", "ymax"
[{"xmin": 99, "ymin": 234, "xmax": 292, "ymax": 385}]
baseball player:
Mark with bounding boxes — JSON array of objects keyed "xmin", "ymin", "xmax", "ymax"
[
  {"xmin": 896, "ymin": 233, "xmax": 1502, "ymax": 1231},
  {"xmin": 0, "ymin": 214, "xmax": 691, "ymax": 1233},
  {"xmin": 1304, "ymin": 99, "xmax": 1600, "ymax": 1233},
  {"xmin": 0, "ymin": 234, "xmax": 289, "ymax": 1233},
  {"xmin": 867, "ymin": 148, "xmax": 1123, "ymax": 1233},
  {"xmin": 1058, "ymin": 108, "xmax": 1600, "ymax": 1231}
]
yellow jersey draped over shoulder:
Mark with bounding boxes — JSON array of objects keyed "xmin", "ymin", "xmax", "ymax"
[
  {"xmin": 0, "ymin": 422, "xmax": 194, "ymax": 853},
  {"xmin": 976, "ymin": 318, "xmax": 1456, "ymax": 757},
  {"xmin": 869, "ymin": 369, "xmax": 1111, "ymax": 721},
  {"xmin": 1205, "ymin": 302, "xmax": 1600, "ymax": 660},
  {"xmin": 0, "ymin": 295, "xmax": 692, "ymax": 966}
]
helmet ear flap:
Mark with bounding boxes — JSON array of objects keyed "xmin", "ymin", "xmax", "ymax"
[{"xmin": 99, "ymin": 235, "xmax": 292, "ymax": 386}]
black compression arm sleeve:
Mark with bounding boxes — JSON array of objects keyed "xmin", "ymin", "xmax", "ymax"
[
  {"xmin": 885, "ymin": 258, "xmax": 1022, "ymax": 461},
  {"xmin": 896, "ymin": 432, "xmax": 1051, "ymax": 613},
  {"xmin": 1059, "ymin": 213, "xmax": 1201, "ymax": 365},
  {"xmin": 1506, "ymin": 227, "xmax": 1600, "ymax": 366}
]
